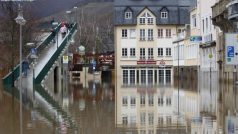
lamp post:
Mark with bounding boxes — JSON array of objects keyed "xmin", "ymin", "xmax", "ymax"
[
  {"xmin": 209, "ymin": 53, "xmax": 213, "ymax": 113},
  {"xmin": 15, "ymin": 4, "xmax": 26, "ymax": 134},
  {"xmin": 74, "ymin": 7, "xmax": 78, "ymax": 24}
]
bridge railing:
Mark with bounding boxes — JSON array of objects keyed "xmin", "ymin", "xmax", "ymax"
[
  {"xmin": 35, "ymin": 23, "xmax": 77, "ymax": 84},
  {"xmin": 2, "ymin": 23, "xmax": 61, "ymax": 86}
]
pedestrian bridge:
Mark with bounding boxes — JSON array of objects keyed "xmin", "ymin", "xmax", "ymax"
[
  {"xmin": 2, "ymin": 22, "xmax": 78, "ymax": 131},
  {"xmin": 3, "ymin": 22, "xmax": 77, "ymax": 86}
]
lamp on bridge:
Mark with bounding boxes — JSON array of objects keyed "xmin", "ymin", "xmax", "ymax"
[{"xmin": 15, "ymin": 4, "xmax": 26, "ymax": 134}]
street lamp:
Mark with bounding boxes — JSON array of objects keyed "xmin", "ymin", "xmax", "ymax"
[
  {"xmin": 15, "ymin": 4, "xmax": 26, "ymax": 134},
  {"xmin": 74, "ymin": 6, "xmax": 78, "ymax": 23}
]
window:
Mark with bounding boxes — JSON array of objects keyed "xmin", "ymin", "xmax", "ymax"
[
  {"xmin": 131, "ymin": 96, "xmax": 136, "ymax": 106},
  {"xmin": 140, "ymin": 29, "xmax": 145, "ymax": 41},
  {"xmin": 148, "ymin": 95, "xmax": 154, "ymax": 106},
  {"xmin": 148, "ymin": 29, "xmax": 153, "ymax": 41},
  {"xmin": 140, "ymin": 17, "xmax": 146, "ymax": 24},
  {"xmin": 166, "ymin": 116, "xmax": 172, "ymax": 125},
  {"xmin": 158, "ymin": 48, "xmax": 163, "ymax": 56},
  {"xmin": 166, "ymin": 97, "xmax": 171, "ymax": 106},
  {"xmin": 158, "ymin": 97, "xmax": 164, "ymax": 106},
  {"xmin": 202, "ymin": 19, "xmax": 204, "ymax": 33},
  {"xmin": 140, "ymin": 112, "xmax": 146, "ymax": 125},
  {"xmin": 148, "ymin": 48, "xmax": 153, "ymax": 59},
  {"xmin": 161, "ymin": 11, "xmax": 168, "ymax": 18},
  {"xmin": 123, "ymin": 70, "xmax": 128, "ymax": 84},
  {"xmin": 130, "ymin": 48, "xmax": 135, "ymax": 57},
  {"xmin": 158, "ymin": 117, "xmax": 163, "ymax": 125},
  {"xmin": 166, "ymin": 70, "xmax": 171, "ymax": 83},
  {"xmin": 125, "ymin": 12, "xmax": 132, "ymax": 19},
  {"xmin": 122, "ymin": 96, "xmax": 128, "ymax": 106},
  {"xmin": 191, "ymin": 14, "xmax": 196, "ymax": 28},
  {"xmin": 122, "ymin": 29, "xmax": 127, "ymax": 38},
  {"xmin": 148, "ymin": 70, "xmax": 153, "ymax": 84},
  {"xmin": 166, "ymin": 29, "xmax": 171, "ymax": 38},
  {"xmin": 206, "ymin": 18, "xmax": 208, "ymax": 31},
  {"xmin": 158, "ymin": 29, "xmax": 163, "ymax": 38},
  {"xmin": 122, "ymin": 48, "xmax": 127, "ymax": 57},
  {"xmin": 148, "ymin": 113, "xmax": 154, "ymax": 125},
  {"xmin": 158, "ymin": 70, "xmax": 164, "ymax": 83},
  {"xmin": 140, "ymin": 12, "xmax": 153, "ymax": 25},
  {"xmin": 166, "ymin": 48, "xmax": 171, "ymax": 56},
  {"xmin": 140, "ymin": 95, "xmax": 145, "ymax": 106},
  {"xmin": 122, "ymin": 116, "xmax": 128, "ymax": 125},
  {"xmin": 141, "ymin": 70, "xmax": 146, "ymax": 84},
  {"xmin": 140, "ymin": 48, "xmax": 145, "ymax": 59},
  {"xmin": 148, "ymin": 18, "xmax": 154, "ymax": 24},
  {"xmin": 130, "ymin": 70, "xmax": 135, "ymax": 84},
  {"xmin": 130, "ymin": 29, "xmax": 136, "ymax": 38}
]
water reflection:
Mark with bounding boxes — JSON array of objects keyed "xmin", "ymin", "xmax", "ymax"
[
  {"xmin": 115, "ymin": 71, "xmax": 220, "ymax": 134},
  {"xmin": 2, "ymin": 69, "xmax": 238, "ymax": 133}
]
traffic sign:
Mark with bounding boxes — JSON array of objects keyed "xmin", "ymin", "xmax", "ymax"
[{"xmin": 225, "ymin": 33, "xmax": 238, "ymax": 65}]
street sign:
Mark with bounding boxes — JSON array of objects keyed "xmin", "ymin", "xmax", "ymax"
[
  {"xmin": 225, "ymin": 33, "xmax": 238, "ymax": 65},
  {"xmin": 190, "ymin": 36, "xmax": 202, "ymax": 43}
]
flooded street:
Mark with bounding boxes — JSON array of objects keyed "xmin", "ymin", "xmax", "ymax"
[{"xmin": 0, "ymin": 71, "xmax": 236, "ymax": 134}]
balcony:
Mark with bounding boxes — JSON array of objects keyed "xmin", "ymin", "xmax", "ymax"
[
  {"xmin": 212, "ymin": 0, "xmax": 232, "ymax": 30},
  {"xmin": 227, "ymin": 0, "xmax": 238, "ymax": 21}
]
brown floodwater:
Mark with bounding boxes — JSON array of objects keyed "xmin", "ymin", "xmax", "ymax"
[{"xmin": 0, "ymin": 71, "xmax": 236, "ymax": 134}]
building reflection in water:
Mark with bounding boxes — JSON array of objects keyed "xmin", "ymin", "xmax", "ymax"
[{"xmin": 115, "ymin": 71, "xmax": 220, "ymax": 134}]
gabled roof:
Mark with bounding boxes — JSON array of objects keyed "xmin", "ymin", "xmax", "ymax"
[
  {"xmin": 124, "ymin": 6, "xmax": 133, "ymax": 12},
  {"xmin": 136, "ymin": 6, "xmax": 157, "ymax": 17}
]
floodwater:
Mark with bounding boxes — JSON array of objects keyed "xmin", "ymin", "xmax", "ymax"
[{"xmin": 0, "ymin": 71, "xmax": 236, "ymax": 134}]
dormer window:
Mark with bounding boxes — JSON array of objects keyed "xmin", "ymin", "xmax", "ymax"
[
  {"xmin": 139, "ymin": 12, "xmax": 154, "ymax": 25},
  {"xmin": 125, "ymin": 12, "xmax": 132, "ymax": 19},
  {"xmin": 161, "ymin": 11, "xmax": 168, "ymax": 18}
]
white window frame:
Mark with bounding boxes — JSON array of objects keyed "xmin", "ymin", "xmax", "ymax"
[
  {"xmin": 140, "ymin": 29, "xmax": 146, "ymax": 41},
  {"xmin": 147, "ymin": 17, "xmax": 154, "ymax": 25},
  {"xmin": 166, "ymin": 29, "xmax": 171, "ymax": 38},
  {"xmin": 158, "ymin": 48, "xmax": 163, "ymax": 57},
  {"xmin": 139, "ymin": 17, "xmax": 146, "ymax": 24},
  {"xmin": 122, "ymin": 48, "xmax": 128, "ymax": 57},
  {"xmin": 125, "ymin": 11, "xmax": 132, "ymax": 19},
  {"xmin": 148, "ymin": 29, "xmax": 154, "ymax": 41},
  {"xmin": 130, "ymin": 48, "xmax": 136, "ymax": 57},
  {"xmin": 122, "ymin": 96, "xmax": 128, "ymax": 106},
  {"xmin": 122, "ymin": 29, "xmax": 127, "ymax": 38},
  {"xmin": 148, "ymin": 48, "xmax": 154, "ymax": 59},
  {"xmin": 166, "ymin": 48, "xmax": 171, "ymax": 56},
  {"xmin": 130, "ymin": 29, "xmax": 136, "ymax": 38},
  {"xmin": 140, "ymin": 48, "xmax": 146, "ymax": 59},
  {"xmin": 161, "ymin": 11, "xmax": 168, "ymax": 18},
  {"xmin": 158, "ymin": 29, "xmax": 163, "ymax": 38}
]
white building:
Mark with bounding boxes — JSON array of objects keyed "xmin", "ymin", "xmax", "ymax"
[{"xmin": 114, "ymin": 0, "xmax": 196, "ymax": 86}]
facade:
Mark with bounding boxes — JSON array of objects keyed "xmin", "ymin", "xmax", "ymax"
[
  {"xmin": 198, "ymin": 0, "xmax": 219, "ymax": 74},
  {"xmin": 114, "ymin": 0, "xmax": 196, "ymax": 86}
]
